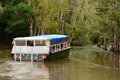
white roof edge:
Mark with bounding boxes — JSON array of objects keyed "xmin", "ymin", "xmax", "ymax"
[
  {"xmin": 13, "ymin": 34, "xmax": 68, "ymax": 41},
  {"xmin": 14, "ymin": 37, "xmax": 48, "ymax": 40}
]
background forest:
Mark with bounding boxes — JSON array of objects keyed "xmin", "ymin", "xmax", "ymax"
[{"xmin": 0, "ymin": 0, "xmax": 120, "ymax": 50}]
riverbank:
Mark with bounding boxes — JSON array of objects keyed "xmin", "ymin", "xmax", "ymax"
[
  {"xmin": 0, "ymin": 49, "xmax": 12, "ymax": 64},
  {"xmin": 0, "ymin": 41, "xmax": 12, "ymax": 49},
  {"xmin": 0, "ymin": 44, "xmax": 11, "ymax": 49}
]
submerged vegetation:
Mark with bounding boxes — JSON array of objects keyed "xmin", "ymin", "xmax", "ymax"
[{"xmin": 0, "ymin": 0, "xmax": 120, "ymax": 49}]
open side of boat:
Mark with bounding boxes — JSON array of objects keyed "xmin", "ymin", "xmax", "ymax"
[{"xmin": 11, "ymin": 34, "xmax": 71, "ymax": 62}]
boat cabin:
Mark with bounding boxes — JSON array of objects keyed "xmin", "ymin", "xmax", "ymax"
[{"xmin": 11, "ymin": 34, "xmax": 71, "ymax": 62}]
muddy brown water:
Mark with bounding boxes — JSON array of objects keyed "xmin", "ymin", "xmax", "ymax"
[{"xmin": 0, "ymin": 48, "xmax": 120, "ymax": 80}]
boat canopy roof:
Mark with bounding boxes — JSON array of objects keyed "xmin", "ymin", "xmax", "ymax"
[{"xmin": 13, "ymin": 34, "xmax": 68, "ymax": 44}]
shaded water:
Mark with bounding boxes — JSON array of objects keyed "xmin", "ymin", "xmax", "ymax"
[{"xmin": 0, "ymin": 48, "xmax": 120, "ymax": 80}]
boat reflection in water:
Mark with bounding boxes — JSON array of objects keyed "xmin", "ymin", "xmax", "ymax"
[
  {"xmin": 47, "ymin": 59, "xmax": 69, "ymax": 80},
  {"xmin": 0, "ymin": 58, "xmax": 70, "ymax": 80}
]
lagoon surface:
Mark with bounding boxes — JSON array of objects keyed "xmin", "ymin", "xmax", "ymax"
[{"xmin": 0, "ymin": 48, "xmax": 120, "ymax": 80}]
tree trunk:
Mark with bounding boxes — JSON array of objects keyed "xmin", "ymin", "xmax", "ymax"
[
  {"xmin": 27, "ymin": 0, "xmax": 33, "ymax": 36},
  {"xmin": 28, "ymin": 18, "xmax": 33, "ymax": 36},
  {"xmin": 28, "ymin": 0, "xmax": 31, "ymax": 5},
  {"xmin": 103, "ymin": 34, "xmax": 107, "ymax": 50}
]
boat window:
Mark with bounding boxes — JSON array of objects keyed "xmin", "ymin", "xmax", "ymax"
[
  {"xmin": 50, "ymin": 46, "xmax": 55, "ymax": 52},
  {"xmin": 27, "ymin": 40, "xmax": 33, "ymax": 46},
  {"xmin": 61, "ymin": 44, "xmax": 63, "ymax": 49},
  {"xmin": 35, "ymin": 40, "xmax": 46, "ymax": 46},
  {"xmin": 15, "ymin": 40, "xmax": 26, "ymax": 46}
]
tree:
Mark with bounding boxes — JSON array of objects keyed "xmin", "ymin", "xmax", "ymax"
[
  {"xmin": 0, "ymin": 2, "xmax": 3, "ymax": 14},
  {"xmin": 32, "ymin": 0, "xmax": 71, "ymax": 35},
  {"xmin": 0, "ymin": 1, "xmax": 33, "ymax": 43},
  {"xmin": 96, "ymin": 0, "xmax": 120, "ymax": 51},
  {"xmin": 69, "ymin": 0, "xmax": 99, "ymax": 45}
]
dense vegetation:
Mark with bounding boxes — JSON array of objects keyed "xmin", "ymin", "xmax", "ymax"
[{"xmin": 0, "ymin": 0, "xmax": 120, "ymax": 49}]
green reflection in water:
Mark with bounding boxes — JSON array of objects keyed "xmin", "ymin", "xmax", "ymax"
[
  {"xmin": 68, "ymin": 47, "xmax": 120, "ymax": 80},
  {"xmin": 70, "ymin": 47, "xmax": 120, "ymax": 68},
  {"xmin": 65, "ymin": 58, "xmax": 120, "ymax": 80}
]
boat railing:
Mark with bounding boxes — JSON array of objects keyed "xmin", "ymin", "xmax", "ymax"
[
  {"xmin": 12, "ymin": 46, "xmax": 50, "ymax": 54},
  {"xmin": 50, "ymin": 42, "xmax": 71, "ymax": 53}
]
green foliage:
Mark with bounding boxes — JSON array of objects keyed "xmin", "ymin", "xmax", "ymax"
[
  {"xmin": 32, "ymin": 0, "xmax": 71, "ymax": 35},
  {"xmin": 0, "ymin": 1, "xmax": 33, "ymax": 43},
  {"xmin": 1, "ymin": 0, "xmax": 120, "ymax": 47},
  {"xmin": 0, "ymin": 6, "xmax": 3, "ymax": 14},
  {"xmin": 95, "ymin": 0, "xmax": 120, "ymax": 49}
]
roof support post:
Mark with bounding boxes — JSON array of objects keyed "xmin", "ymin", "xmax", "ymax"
[
  {"xmin": 15, "ymin": 53, "xmax": 16, "ymax": 61},
  {"xmin": 31, "ymin": 53, "xmax": 33, "ymax": 62},
  {"xmin": 20, "ymin": 53, "xmax": 22, "ymax": 62}
]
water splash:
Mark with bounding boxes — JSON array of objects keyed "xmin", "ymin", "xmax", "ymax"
[{"xmin": 0, "ymin": 61, "xmax": 49, "ymax": 80}]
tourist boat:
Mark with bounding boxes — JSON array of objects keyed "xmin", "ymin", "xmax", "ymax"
[{"xmin": 11, "ymin": 34, "xmax": 71, "ymax": 62}]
